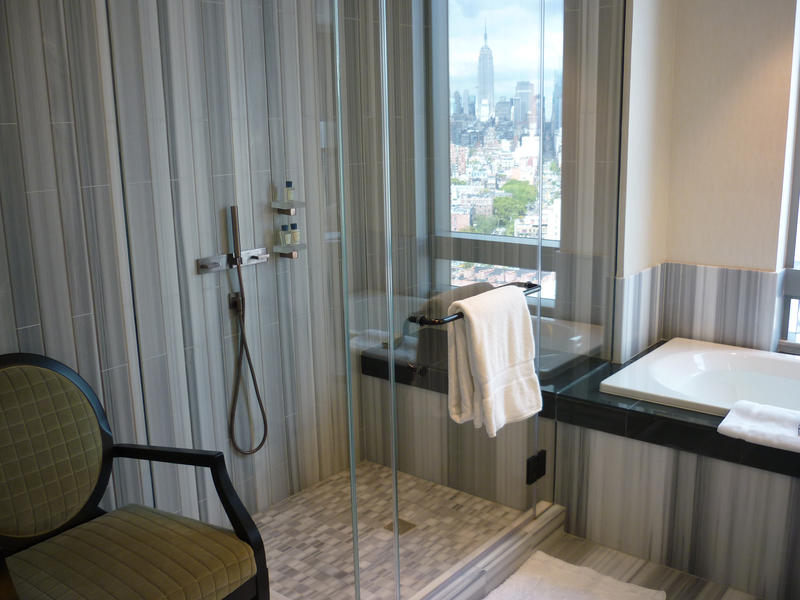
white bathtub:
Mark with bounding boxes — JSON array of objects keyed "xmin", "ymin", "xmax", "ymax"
[{"xmin": 600, "ymin": 337, "xmax": 800, "ymax": 415}]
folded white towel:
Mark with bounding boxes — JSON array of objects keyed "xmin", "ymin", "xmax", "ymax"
[
  {"xmin": 447, "ymin": 285, "xmax": 542, "ymax": 437},
  {"xmin": 718, "ymin": 400, "xmax": 800, "ymax": 452},
  {"xmin": 484, "ymin": 551, "xmax": 665, "ymax": 600}
]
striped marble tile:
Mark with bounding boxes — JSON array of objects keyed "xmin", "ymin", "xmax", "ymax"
[
  {"xmin": 614, "ymin": 262, "xmax": 783, "ymax": 362},
  {"xmin": 661, "ymin": 263, "xmax": 781, "ymax": 352},
  {"xmin": 539, "ymin": 532, "xmax": 758, "ymax": 600},
  {"xmin": 0, "ymin": 0, "xmax": 354, "ymax": 524},
  {"xmin": 613, "ymin": 263, "xmax": 665, "ymax": 363},
  {"xmin": 358, "ymin": 374, "xmax": 555, "ymax": 511},
  {"xmin": 555, "ymin": 421, "xmax": 800, "ymax": 599}
]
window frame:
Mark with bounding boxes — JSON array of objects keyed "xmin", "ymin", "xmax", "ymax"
[{"xmin": 780, "ymin": 158, "xmax": 800, "ymax": 352}]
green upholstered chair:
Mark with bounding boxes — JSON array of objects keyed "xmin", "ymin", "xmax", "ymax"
[{"xmin": 0, "ymin": 353, "xmax": 269, "ymax": 600}]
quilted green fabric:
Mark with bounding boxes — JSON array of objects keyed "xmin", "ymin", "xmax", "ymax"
[
  {"xmin": 6, "ymin": 504, "xmax": 257, "ymax": 600},
  {"xmin": 0, "ymin": 365, "xmax": 103, "ymax": 537}
]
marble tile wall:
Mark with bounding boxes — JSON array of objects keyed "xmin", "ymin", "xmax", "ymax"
[
  {"xmin": 614, "ymin": 262, "xmax": 784, "ymax": 362},
  {"xmin": 612, "ymin": 262, "xmax": 665, "ymax": 363},
  {"xmin": 554, "ymin": 421, "xmax": 800, "ymax": 600},
  {"xmin": 0, "ymin": 0, "xmax": 351, "ymax": 524},
  {"xmin": 358, "ymin": 375, "xmax": 555, "ymax": 512},
  {"xmin": 0, "ymin": 0, "xmax": 153, "ymax": 510},
  {"xmin": 556, "ymin": 0, "xmax": 624, "ymax": 361}
]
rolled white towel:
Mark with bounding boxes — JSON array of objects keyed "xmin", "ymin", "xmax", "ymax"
[{"xmin": 717, "ymin": 400, "xmax": 800, "ymax": 452}]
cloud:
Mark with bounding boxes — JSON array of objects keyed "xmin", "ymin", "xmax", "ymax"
[{"xmin": 449, "ymin": 0, "xmax": 564, "ymax": 100}]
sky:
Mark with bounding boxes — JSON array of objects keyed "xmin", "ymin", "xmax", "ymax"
[{"xmin": 449, "ymin": 0, "xmax": 563, "ymax": 105}]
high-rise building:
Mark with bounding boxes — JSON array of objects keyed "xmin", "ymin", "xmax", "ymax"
[
  {"xmin": 477, "ymin": 24, "xmax": 494, "ymax": 122},
  {"xmin": 551, "ymin": 80, "xmax": 562, "ymax": 130},
  {"xmin": 452, "ymin": 91, "xmax": 463, "ymax": 115},
  {"xmin": 495, "ymin": 97, "xmax": 511, "ymax": 122},
  {"xmin": 466, "ymin": 93, "xmax": 476, "ymax": 118},
  {"xmin": 514, "ymin": 81, "xmax": 533, "ymax": 128}
]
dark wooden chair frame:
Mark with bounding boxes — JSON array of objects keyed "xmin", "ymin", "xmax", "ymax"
[{"xmin": 0, "ymin": 353, "xmax": 269, "ymax": 600}]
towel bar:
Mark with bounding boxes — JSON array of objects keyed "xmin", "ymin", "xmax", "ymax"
[{"xmin": 407, "ymin": 281, "xmax": 541, "ymax": 327}]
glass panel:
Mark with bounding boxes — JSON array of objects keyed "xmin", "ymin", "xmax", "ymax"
[
  {"xmin": 338, "ymin": 1, "xmax": 401, "ymax": 598},
  {"xmin": 382, "ymin": 0, "xmax": 558, "ymax": 597},
  {"xmin": 340, "ymin": 0, "xmax": 623, "ymax": 595},
  {"xmin": 450, "ymin": 261, "xmax": 556, "ymax": 300}
]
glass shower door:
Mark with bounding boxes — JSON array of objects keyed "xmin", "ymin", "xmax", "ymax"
[{"xmin": 349, "ymin": 0, "xmax": 563, "ymax": 598}]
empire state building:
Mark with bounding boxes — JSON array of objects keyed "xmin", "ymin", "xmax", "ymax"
[{"xmin": 477, "ymin": 25, "xmax": 494, "ymax": 122}]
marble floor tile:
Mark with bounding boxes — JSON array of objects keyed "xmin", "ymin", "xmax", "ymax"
[
  {"xmin": 254, "ymin": 461, "xmax": 521, "ymax": 600},
  {"xmin": 538, "ymin": 533, "xmax": 759, "ymax": 600}
]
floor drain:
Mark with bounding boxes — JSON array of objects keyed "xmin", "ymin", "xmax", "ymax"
[{"xmin": 384, "ymin": 518, "xmax": 416, "ymax": 534}]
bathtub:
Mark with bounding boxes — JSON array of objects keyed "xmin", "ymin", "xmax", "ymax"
[{"xmin": 600, "ymin": 337, "xmax": 800, "ymax": 415}]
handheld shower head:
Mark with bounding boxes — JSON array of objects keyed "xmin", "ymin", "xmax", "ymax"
[
  {"xmin": 226, "ymin": 204, "xmax": 268, "ymax": 455},
  {"xmin": 228, "ymin": 205, "xmax": 242, "ymax": 264}
]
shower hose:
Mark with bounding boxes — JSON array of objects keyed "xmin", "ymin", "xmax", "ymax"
[{"xmin": 229, "ymin": 257, "xmax": 268, "ymax": 454}]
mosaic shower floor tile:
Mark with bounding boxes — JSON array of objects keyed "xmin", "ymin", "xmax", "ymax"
[{"xmin": 254, "ymin": 461, "xmax": 522, "ymax": 599}]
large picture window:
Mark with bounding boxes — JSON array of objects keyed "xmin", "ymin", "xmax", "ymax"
[{"xmin": 439, "ymin": 1, "xmax": 563, "ymax": 300}]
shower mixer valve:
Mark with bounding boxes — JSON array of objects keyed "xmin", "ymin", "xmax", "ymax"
[{"xmin": 195, "ymin": 247, "xmax": 269, "ymax": 274}]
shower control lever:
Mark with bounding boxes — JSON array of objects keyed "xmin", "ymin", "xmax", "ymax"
[{"xmin": 195, "ymin": 247, "xmax": 270, "ymax": 274}]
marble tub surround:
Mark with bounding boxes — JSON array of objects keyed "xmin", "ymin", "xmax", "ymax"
[
  {"xmin": 614, "ymin": 262, "xmax": 783, "ymax": 363},
  {"xmin": 360, "ymin": 340, "xmax": 800, "ymax": 479},
  {"xmin": 555, "ymin": 356, "xmax": 800, "ymax": 479},
  {"xmin": 357, "ymin": 374, "xmax": 556, "ymax": 512},
  {"xmin": 555, "ymin": 421, "xmax": 800, "ymax": 600}
]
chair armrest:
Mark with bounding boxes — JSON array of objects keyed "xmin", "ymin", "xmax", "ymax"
[
  {"xmin": 112, "ymin": 444, "xmax": 264, "ymax": 559},
  {"xmin": 1, "ymin": 557, "xmax": 19, "ymax": 600}
]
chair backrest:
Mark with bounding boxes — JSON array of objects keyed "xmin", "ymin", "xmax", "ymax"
[{"xmin": 0, "ymin": 354, "xmax": 112, "ymax": 549}]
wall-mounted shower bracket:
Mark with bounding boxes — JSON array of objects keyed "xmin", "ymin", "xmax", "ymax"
[
  {"xmin": 228, "ymin": 292, "xmax": 243, "ymax": 311},
  {"xmin": 196, "ymin": 247, "xmax": 270, "ymax": 274}
]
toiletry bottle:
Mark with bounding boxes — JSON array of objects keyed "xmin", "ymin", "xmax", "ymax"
[
  {"xmin": 280, "ymin": 224, "xmax": 291, "ymax": 246},
  {"xmin": 290, "ymin": 222, "xmax": 300, "ymax": 244},
  {"xmin": 285, "ymin": 180, "xmax": 294, "ymax": 203}
]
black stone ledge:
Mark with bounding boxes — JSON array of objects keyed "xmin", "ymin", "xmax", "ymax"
[{"xmin": 360, "ymin": 343, "xmax": 800, "ymax": 479}]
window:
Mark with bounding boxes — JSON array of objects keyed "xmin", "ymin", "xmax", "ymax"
[{"xmin": 437, "ymin": 1, "xmax": 563, "ymax": 300}]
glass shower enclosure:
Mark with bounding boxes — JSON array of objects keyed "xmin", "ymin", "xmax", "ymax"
[{"xmin": 333, "ymin": 0, "xmax": 609, "ymax": 597}]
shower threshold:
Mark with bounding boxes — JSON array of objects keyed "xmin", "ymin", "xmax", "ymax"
[{"xmin": 254, "ymin": 461, "xmax": 561, "ymax": 599}]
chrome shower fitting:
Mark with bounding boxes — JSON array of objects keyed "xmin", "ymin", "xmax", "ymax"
[
  {"xmin": 195, "ymin": 206, "xmax": 269, "ymax": 455},
  {"xmin": 226, "ymin": 206, "xmax": 268, "ymax": 455}
]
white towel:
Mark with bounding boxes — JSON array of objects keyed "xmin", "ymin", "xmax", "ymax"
[
  {"xmin": 718, "ymin": 400, "xmax": 800, "ymax": 452},
  {"xmin": 447, "ymin": 285, "xmax": 542, "ymax": 437},
  {"xmin": 484, "ymin": 551, "xmax": 666, "ymax": 600}
]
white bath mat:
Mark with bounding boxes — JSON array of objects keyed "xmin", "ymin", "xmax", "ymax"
[{"xmin": 484, "ymin": 551, "xmax": 666, "ymax": 600}]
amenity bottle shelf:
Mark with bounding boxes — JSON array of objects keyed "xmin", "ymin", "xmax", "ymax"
[
  {"xmin": 271, "ymin": 201, "xmax": 306, "ymax": 216},
  {"xmin": 272, "ymin": 243, "xmax": 307, "ymax": 259}
]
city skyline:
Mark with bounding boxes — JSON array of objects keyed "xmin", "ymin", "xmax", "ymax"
[
  {"xmin": 447, "ymin": 0, "xmax": 564, "ymax": 295},
  {"xmin": 449, "ymin": 0, "xmax": 563, "ymax": 103}
]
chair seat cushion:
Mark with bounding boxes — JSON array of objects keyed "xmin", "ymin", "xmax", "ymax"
[{"xmin": 6, "ymin": 504, "xmax": 256, "ymax": 600}]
